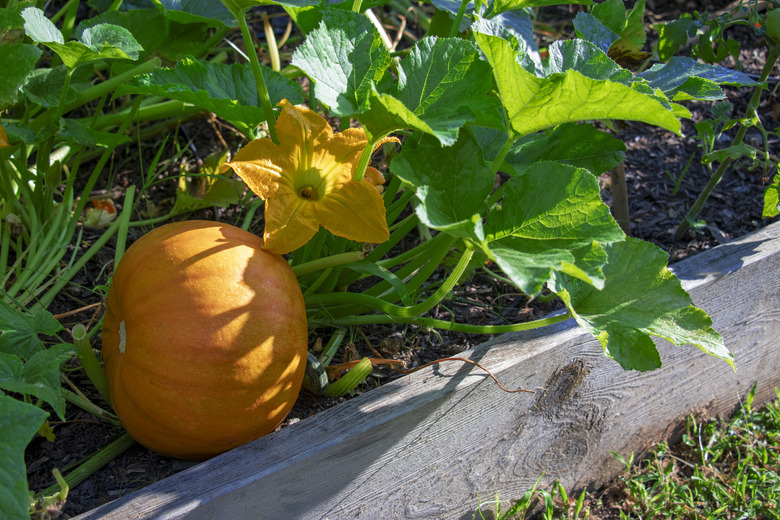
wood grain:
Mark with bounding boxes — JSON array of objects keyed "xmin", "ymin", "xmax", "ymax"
[{"xmin": 75, "ymin": 221, "xmax": 780, "ymax": 520}]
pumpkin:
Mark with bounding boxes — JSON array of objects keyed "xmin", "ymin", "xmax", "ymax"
[{"xmin": 102, "ymin": 220, "xmax": 308, "ymax": 460}]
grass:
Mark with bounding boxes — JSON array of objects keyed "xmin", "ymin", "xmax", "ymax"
[{"xmin": 480, "ymin": 386, "xmax": 780, "ymax": 520}]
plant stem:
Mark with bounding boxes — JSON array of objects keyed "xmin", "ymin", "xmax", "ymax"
[
  {"xmin": 293, "ymin": 251, "xmax": 365, "ymax": 277},
  {"xmin": 449, "ymin": 0, "xmax": 471, "ymax": 37},
  {"xmin": 236, "ymin": 8, "xmax": 278, "ymax": 143},
  {"xmin": 71, "ymin": 324, "xmax": 111, "ymax": 405},
  {"xmin": 30, "ymin": 58, "xmax": 161, "ymax": 133},
  {"xmin": 312, "ymin": 309, "xmax": 573, "ymax": 333},
  {"xmin": 113, "ymin": 185, "xmax": 136, "ymax": 266},
  {"xmin": 306, "ymin": 243, "xmax": 473, "ymax": 318},
  {"xmin": 37, "ymin": 433, "xmax": 135, "ymax": 498},
  {"xmin": 672, "ymin": 46, "xmax": 780, "ymax": 240}
]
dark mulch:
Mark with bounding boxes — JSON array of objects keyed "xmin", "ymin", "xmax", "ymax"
[{"xmin": 23, "ymin": 1, "xmax": 780, "ymax": 518}]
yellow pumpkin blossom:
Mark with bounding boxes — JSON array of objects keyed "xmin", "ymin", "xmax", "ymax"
[{"xmin": 222, "ymin": 100, "xmax": 396, "ymax": 254}]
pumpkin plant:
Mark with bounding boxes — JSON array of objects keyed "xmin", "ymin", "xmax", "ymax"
[{"xmin": 1, "ymin": 0, "xmax": 772, "ymax": 517}]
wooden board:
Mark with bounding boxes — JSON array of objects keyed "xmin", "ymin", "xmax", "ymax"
[{"xmin": 75, "ymin": 221, "xmax": 780, "ymax": 520}]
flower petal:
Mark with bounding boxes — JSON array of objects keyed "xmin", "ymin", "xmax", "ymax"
[
  {"xmin": 0, "ymin": 124, "xmax": 9, "ymax": 149},
  {"xmin": 276, "ymin": 100, "xmax": 333, "ymax": 172},
  {"xmin": 315, "ymin": 179, "xmax": 390, "ymax": 245},
  {"xmin": 221, "ymin": 139, "xmax": 288, "ymax": 200},
  {"xmin": 262, "ymin": 184, "xmax": 321, "ymax": 254}
]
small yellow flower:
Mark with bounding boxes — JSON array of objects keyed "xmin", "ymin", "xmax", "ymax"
[{"xmin": 222, "ymin": 100, "xmax": 395, "ymax": 254}]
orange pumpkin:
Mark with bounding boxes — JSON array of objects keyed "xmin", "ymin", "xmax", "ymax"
[{"xmin": 102, "ymin": 220, "xmax": 307, "ymax": 460}]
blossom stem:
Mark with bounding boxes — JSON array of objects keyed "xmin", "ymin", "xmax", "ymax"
[
  {"xmin": 449, "ymin": 0, "xmax": 470, "ymax": 37},
  {"xmin": 353, "ymin": 138, "xmax": 376, "ymax": 181},
  {"xmin": 351, "ymin": 0, "xmax": 363, "ymax": 13},
  {"xmin": 293, "ymin": 251, "xmax": 365, "ymax": 277},
  {"xmin": 311, "ymin": 309, "xmax": 573, "ymax": 334},
  {"xmin": 236, "ymin": 8, "xmax": 278, "ymax": 143}
]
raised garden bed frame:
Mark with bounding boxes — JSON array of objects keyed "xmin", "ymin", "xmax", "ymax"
[{"xmin": 75, "ymin": 220, "xmax": 780, "ymax": 520}]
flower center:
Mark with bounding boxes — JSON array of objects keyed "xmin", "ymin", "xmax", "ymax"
[{"xmin": 298, "ymin": 186, "xmax": 319, "ymax": 201}]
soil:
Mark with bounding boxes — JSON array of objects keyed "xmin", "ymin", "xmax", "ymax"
[{"xmin": 22, "ymin": 1, "xmax": 780, "ymax": 518}]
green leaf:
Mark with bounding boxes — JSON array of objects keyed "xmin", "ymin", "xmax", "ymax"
[
  {"xmin": 473, "ymin": 31, "xmax": 682, "ymax": 139},
  {"xmin": 483, "ymin": 162, "xmax": 624, "ymax": 294},
  {"xmin": 763, "ymin": 173, "xmax": 780, "ymax": 218},
  {"xmin": 550, "ymin": 238, "xmax": 732, "ymax": 371},
  {"xmin": 0, "ymin": 344, "xmax": 75, "ymax": 420},
  {"xmin": 24, "ymin": 8, "xmax": 143, "ymax": 68},
  {"xmin": 361, "ymin": 37, "xmax": 499, "ymax": 145},
  {"xmin": 75, "ymin": 8, "xmax": 206, "ymax": 64},
  {"xmin": 702, "ymin": 142, "xmax": 755, "ymax": 164},
  {"xmin": 172, "ymin": 149, "xmax": 242, "ymax": 214},
  {"xmin": 392, "ymin": 37, "xmax": 497, "ymax": 144},
  {"xmin": 505, "ymin": 123, "xmax": 625, "ymax": 175},
  {"xmin": 221, "ymin": 0, "xmax": 320, "ymax": 16},
  {"xmin": 0, "ymin": 43, "xmax": 41, "ymax": 110},
  {"xmin": 0, "ymin": 395, "xmax": 48, "ymax": 520},
  {"xmin": 0, "ymin": 303, "xmax": 63, "ymax": 360},
  {"xmin": 59, "ymin": 118, "xmax": 131, "ymax": 148},
  {"xmin": 525, "ymin": 39, "xmax": 635, "ymax": 85},
  {"xmin": 490, "ymin": 0, "xmax": 592, "ymax": 16},
  {"xmin": 21, "ymin": 66, "xmax": 79, "ymax": 107},
  {"xmin": 638, "ymin": 57, "xmax": 757, "ymax": 101},
  {"xmin": 654, "ymin": 16, "xmax": 695, "ymax": 62},
  {"xmin": 21, "ymin": 6, "xmax": 63, "ymax": 44},
  {"xmin": 116, "ymin": 56, "xmax": 303, "ymax": 132},
  {"xmin": 390, "ymin": 132, "xmax": 492, "ymax": 239},
  {"xmin": 161, "ymin": 0, "xmax": 236, "ymax": 27},
  {"xmin": 292, "ymin": 9, "xmax": 391, "ymax": 117},
  {"xmin": 572, "ymin": 11, "xmax": 619, "ymax": 53},
  {"xmin": 0, "ymin": 5, "xmax": 26, "ymax": 46}
]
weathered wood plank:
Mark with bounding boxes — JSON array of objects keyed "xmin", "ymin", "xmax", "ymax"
[{"xmin": 75, "ymin": 221, "xmax": 780, "ymax": 520}]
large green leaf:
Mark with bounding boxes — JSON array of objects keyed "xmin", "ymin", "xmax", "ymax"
[
  {"xmin": 0, "ymin": 43, "xmax": 41, "ymax": 110},
  {"xmin": 482, "ymin": 162, "xmax": 624, "ymax": 294},
  {"xmin": 506, "ymin": 123, "xmax": 625, "ymax": 175},
  {"xmin": 473, "ymin": 31, "xmax": 682, "ymax": 139},
  {"xmin": 490, "ymin": 0, "xmax": 592, "ymax": 15},
  {"xmin": 75, "ymin": 8, "xmax": 207, "ymax": 63},
  {"xmin": 575, "ymin": 0, "xmax": 648, "ymax": 66},
  {"xmin": 390, "ymin": 132, "xmax": 492, "ymax": 238},
  {"xmin": 117, "ymin": 56, "xmax": 303, "ymax": 131},
  {"xmin": 550, "ymin": 238, "xmax": 732, "ymax": 371},
  {"xmin": 393, "ymin": 37, "xmax": 498, "ymax": 144},
  {"xmin": 0, "ymin": 344, "xmax": 74, "ymax": 421},
  {"xmin": 638, "ymin": 57, "xmax": 757, "ymax": 101},
  {"xmin": 23, "ymin": 8, "xmax": 143, "ymax": 68},
  {"xmin": 0, "ymin": 303, "xmax": 62, "ymax": 360},
  {"xmin": 763, "ymin": 173, "xmax": 780, "ymax": 218},
  {"xmin": 361, "ymin": 37, "xmax": 499, "ymax": 145},
  {"xmin": 0, "ymin": 395, "xmax": 48, "ymax": 520},
  {"xmin": 292, "ymin": 9, "xmax": 391, "ymax": 117}
]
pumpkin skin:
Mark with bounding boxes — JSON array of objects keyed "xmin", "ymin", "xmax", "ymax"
[{"xmin": 102, "ymin": 220, "xmax": 307, "ymax": 460}]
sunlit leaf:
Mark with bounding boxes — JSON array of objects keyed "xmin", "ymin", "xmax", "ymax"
[
  {"xmin": 473, "ymin": 30, "xmax": 682, "ymax": 139},
  {"xmin": 482, "ymin": 162, "xmax": 624, "ymax": 294},
  {"xmin": 292, "ymin": 9, "xmax": 391, "ymax": 117},
  {"xmin": 638, "ymin": 57, "xmax": 757, "ymax": 101},
  {"xmin": 116, "ymin": 56, "xmax": 303, "ymax": 132},
  {"xmin": 550, "ymin": 238, "xmax": 732, "ymax": 371}
]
